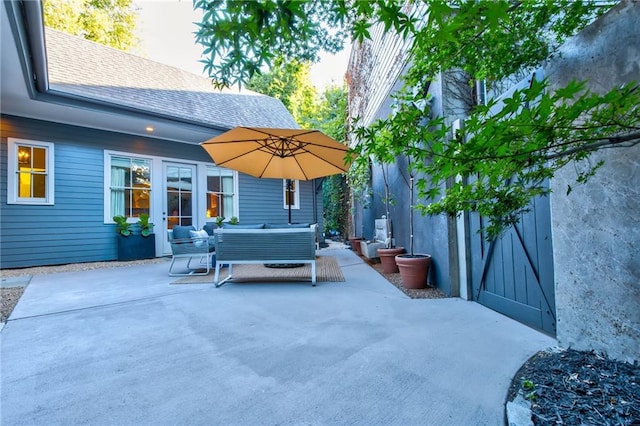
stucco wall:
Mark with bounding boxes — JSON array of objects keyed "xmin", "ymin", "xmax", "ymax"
[{"xmin": 546, "ymin": 0, "xmax": 640, "ymax": 362}]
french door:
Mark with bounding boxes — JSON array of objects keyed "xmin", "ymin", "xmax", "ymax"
[{"xmin": 162, "ymin": 162, "xmax": 197, "ymax": 255}]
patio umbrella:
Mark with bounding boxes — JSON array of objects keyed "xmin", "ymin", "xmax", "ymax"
[
  {"xmin": 201, "ymin": 127, "xmax": 355, "ymax": 223},
  {"xmin": 201, "ymin": 127, "xmax": 353, "ymax": 181}
]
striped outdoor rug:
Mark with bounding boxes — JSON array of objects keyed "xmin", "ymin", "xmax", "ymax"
[{"xmin": 171, "ymin": 256, "xmax": 344, "ymax": 284}]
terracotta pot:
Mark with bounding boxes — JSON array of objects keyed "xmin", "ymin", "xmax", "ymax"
[
  {"xmin": 395, "ymin": 254, "xmax": 432, "ymax": 289},
  {"xmin": 349, "ymin": 237, "xmax": 364, "ymax": 256},
  {"xmin": 377, "ymin": 247, "xmax": 405, "ymax": 273}
]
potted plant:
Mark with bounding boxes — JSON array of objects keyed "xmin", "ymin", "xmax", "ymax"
[
  {"xmin": 113, "ymin": 215, "xmax": 131, "ymax": 236},
  {"xmin": 376, "ymin": 164, "xmax": 405, "ymax": 273},
  {"xmin": 137, "ymin": 213, "xmax": 154, "ymax": 237},
  {"xmin": 352, "ymin": 123, "xmax": 406, "ymax": 272},
  {"xmin": 352, "ymin": 96, "xmax": 433, "ymax": 288},
  {"xmin": 393, "ymin": 172, "xmax": 431, "ymax": 289},
  {"xmin": 113, "ymin": 214, "xmax": 155, "ymax": 261}
]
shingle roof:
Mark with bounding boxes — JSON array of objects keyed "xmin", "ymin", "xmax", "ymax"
[{"xmin": 44, "ymin": 28, "xmax": 299, "ymax": 129}]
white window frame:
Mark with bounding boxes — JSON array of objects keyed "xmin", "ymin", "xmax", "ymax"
[
  {"xmin": 205, "ymin": 165, "xmax": 237, "ymax": 220},
  {"xmin": 7, "ymin": 138, "xmax": 55, "ymax": 205},
  {"xmin": 104, "ymin": 150, "xmax": 156, "ymax": 223},
  {"xmin": 283, "ymin": 179, "xmax": 300, "ymax": 210}
]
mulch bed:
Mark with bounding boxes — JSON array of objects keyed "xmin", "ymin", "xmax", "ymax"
[{"xmin": 508, "ymin": 349, "xmax": 640, "ymax": 425}]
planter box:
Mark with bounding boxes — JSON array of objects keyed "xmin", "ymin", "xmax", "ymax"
[{"xmin": 117, "ymin": 234, "xmax": 156, "ymax": 261}]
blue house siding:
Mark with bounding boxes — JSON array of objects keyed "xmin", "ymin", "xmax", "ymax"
[
  {"xmin": 1, "ymin": 115, "xmax": 322, "ymax": 269},
  {"xmin": 0, "ymin": 115, "xmax": 208, "ymax": 268},
  {"xmin": 236, "ymin": 174, "xmax": 324, "ymax": 228}
]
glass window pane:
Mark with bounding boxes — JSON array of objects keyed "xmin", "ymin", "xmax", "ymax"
[
  {"xmin": 32, "ymin": 147, "xmax": 46, "ymax": 170},
  {"xmin": 207, "ymin": 175, "xmax": 221, "ymax": 192},
  {"xmin": 206, "ymin": 193, "xmax": 220, "ymax": 219},
  {"xmin": 182, "ymin": 192, "xmax": 192, "ymax": 216},
  {"xmin": 33, "ymin": 174, "xmax": 46, "ymax": 198},
  {"xmin": 111, "ymin": 188, "xmax": 125, "ymax": 217},
  {"xmin": 206, "ymin": 166, "xmax": 235, "ymax": 219},
  {"xmin": 132, "ymin": 159, "xmax": 150, "ymax": 188},
  {"xmin": 18, "ymin": 172, "xmax": 31, "ymax": 197},
  {"xmin": 17, "ymin": 146, "xmax": 31, "ymax": 166},
  {"xmin": 167, "ymin": 191, "xmax": 179, "ymax": 215},
  {"xmin": 222, "ymin": 194, "xmax": 234, "ymax": 218},
  {"xmin": 110, "ymin": 155, "xmax": 152, "ymax": 218},
  {"xmin": 111, "ymin": 166, "xmax": 126, "ymax": 188},
  {"xmin": 124, "ymin": 188, "xmax": 133, "ymax": 217},
  {"xmin": 222, "ymin": 176, "xmax": 233, "ymax": 193}
]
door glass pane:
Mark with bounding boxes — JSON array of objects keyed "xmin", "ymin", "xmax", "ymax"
[
  {"xmin": 166, "ymin": 165, "xmax": 194, "ymax": 229},
  {"xmin": 181, "ymin": 192, "xmax": 192, "ymax": 216}
]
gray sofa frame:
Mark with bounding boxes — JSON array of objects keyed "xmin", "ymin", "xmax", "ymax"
[{"xmin": 213, "ymin": 227, "xmax": 317, "ymax": 287}]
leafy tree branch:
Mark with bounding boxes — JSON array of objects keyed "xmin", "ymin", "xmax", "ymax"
[{"xmin": 195, "ymin": 0, "xmax": 638, "ymax": 239}]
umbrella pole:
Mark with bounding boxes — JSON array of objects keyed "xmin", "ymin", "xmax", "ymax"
[{"xmin": 287, "ymin": 179, "xmax": 292, "ymax": 224}]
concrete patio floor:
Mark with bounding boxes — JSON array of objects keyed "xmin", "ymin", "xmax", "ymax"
[{"xmin": 0, "ymin": 248, "xmax": 555, "ymax": 425}]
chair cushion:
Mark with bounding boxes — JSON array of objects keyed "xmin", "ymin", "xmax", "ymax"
[
  {"xmin": 221, "ymin": 223, "xmax": 265, "ymax": 229},
  {"xmin": 202, "ymin": 222, "xmax": 218, "ymax": 236},
  {"xmin": 189, "ymin": 229, "xmax": 209, "ymax": 247},
  {"xmin": 173, "ymin": 225, "xmax": 195, "ymax": 239}
]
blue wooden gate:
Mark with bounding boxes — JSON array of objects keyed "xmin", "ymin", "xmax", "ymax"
[
  {"xmin": 467, "ymin": 71, "xmax": 556, "ymax": 335},
  {"xmin": 468, "ymin": 182, "xmax": 556, "ymax": 335}
]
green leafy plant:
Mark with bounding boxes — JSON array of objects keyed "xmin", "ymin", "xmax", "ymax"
[
  {"xmin": 229, "ymin": 216, "xmax": 239, "ymax": 225},
  {"xmin": 215, "ymin": 216, "xmax": 225, "ymax": 227},
  {"xmin": 521, "ymin": 379, "xmax": 537, "ymax": 401},
  {"xmin": 112, "ymin": 215, "xmax": 131, "ymax": 237},
  {"xmin": 137, "ymin": 213, "xmax": 154, "ymax": 237}
]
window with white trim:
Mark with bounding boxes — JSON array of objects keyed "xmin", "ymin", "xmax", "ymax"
[
  {"xmin": 283, "ymin": 179, "xmax": 299, "ymax": 209},
  {"xmin": 107, "ymin": 154, "xmax": 152, "ymax": 219},
  {"xmin": 205, "ymin": 166, "xmax": 236, "ymax": 220},
  {"xmin": 7, "ymin": 138, "xmax": 55, "ymax": 205}
]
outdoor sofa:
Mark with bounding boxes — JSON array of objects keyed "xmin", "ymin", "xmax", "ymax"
[
  {"xmin": 212, "ymin": 223, "xmax": 318, "ymax": 287},
  {"xmin": 168, "ymin": 223, "xmax": 318, "ymax": 285}
]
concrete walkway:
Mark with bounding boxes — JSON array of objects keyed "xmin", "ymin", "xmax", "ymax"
[{"xmin": 1, "ymin": 248, "xmax": 554, "ymax": 425}]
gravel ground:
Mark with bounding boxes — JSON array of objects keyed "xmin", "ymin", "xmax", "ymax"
[
  {"xmin": 1, "ymin": 287, "xmax": 26, "ymax": 322},
  {"xmin": 365, "ymin": 259, "xmax": 447, "ymax": 299}
]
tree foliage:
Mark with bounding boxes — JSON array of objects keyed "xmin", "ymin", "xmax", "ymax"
[
  {"xmin": 43, "ymin": 0, "xmax": 138, "ymax": 51},
  {"xmin": 195, "ymin": 0, "xmax": 640, "ymax": 239},
  {"xmin": 246, "ymin": 58, "xmax": 319, "ymax": 127},
  {"xmin": 316, "ymin": 86, "xmax": 349, "ymax": 237},
  {"xmin": 194, "ymin": 0, "xmax": 348, "ymax": 88}
]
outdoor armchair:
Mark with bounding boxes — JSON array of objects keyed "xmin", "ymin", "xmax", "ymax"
[{"xmin": 168, "ymin": 225, "xmax": 215, "ymax": 276}]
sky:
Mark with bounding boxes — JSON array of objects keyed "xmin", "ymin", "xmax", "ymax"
[{"xmin": 132, "ymin": 0, "xmax": 351, "ymax": 90}]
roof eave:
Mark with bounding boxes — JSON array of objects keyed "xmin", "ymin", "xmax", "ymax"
[{"xmin": 5, "ymin": 1, "xmax": 230, "ymax": 136}]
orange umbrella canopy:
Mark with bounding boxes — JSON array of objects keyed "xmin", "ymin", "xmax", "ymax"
[{"xmin": 201, "ymin": 127, "xmax": 353, "ymax": 180}]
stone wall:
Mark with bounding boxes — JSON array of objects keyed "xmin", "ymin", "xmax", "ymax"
[{"xmin": 546, "ymin": 0, "xmax": 640, "ymax": 362}]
